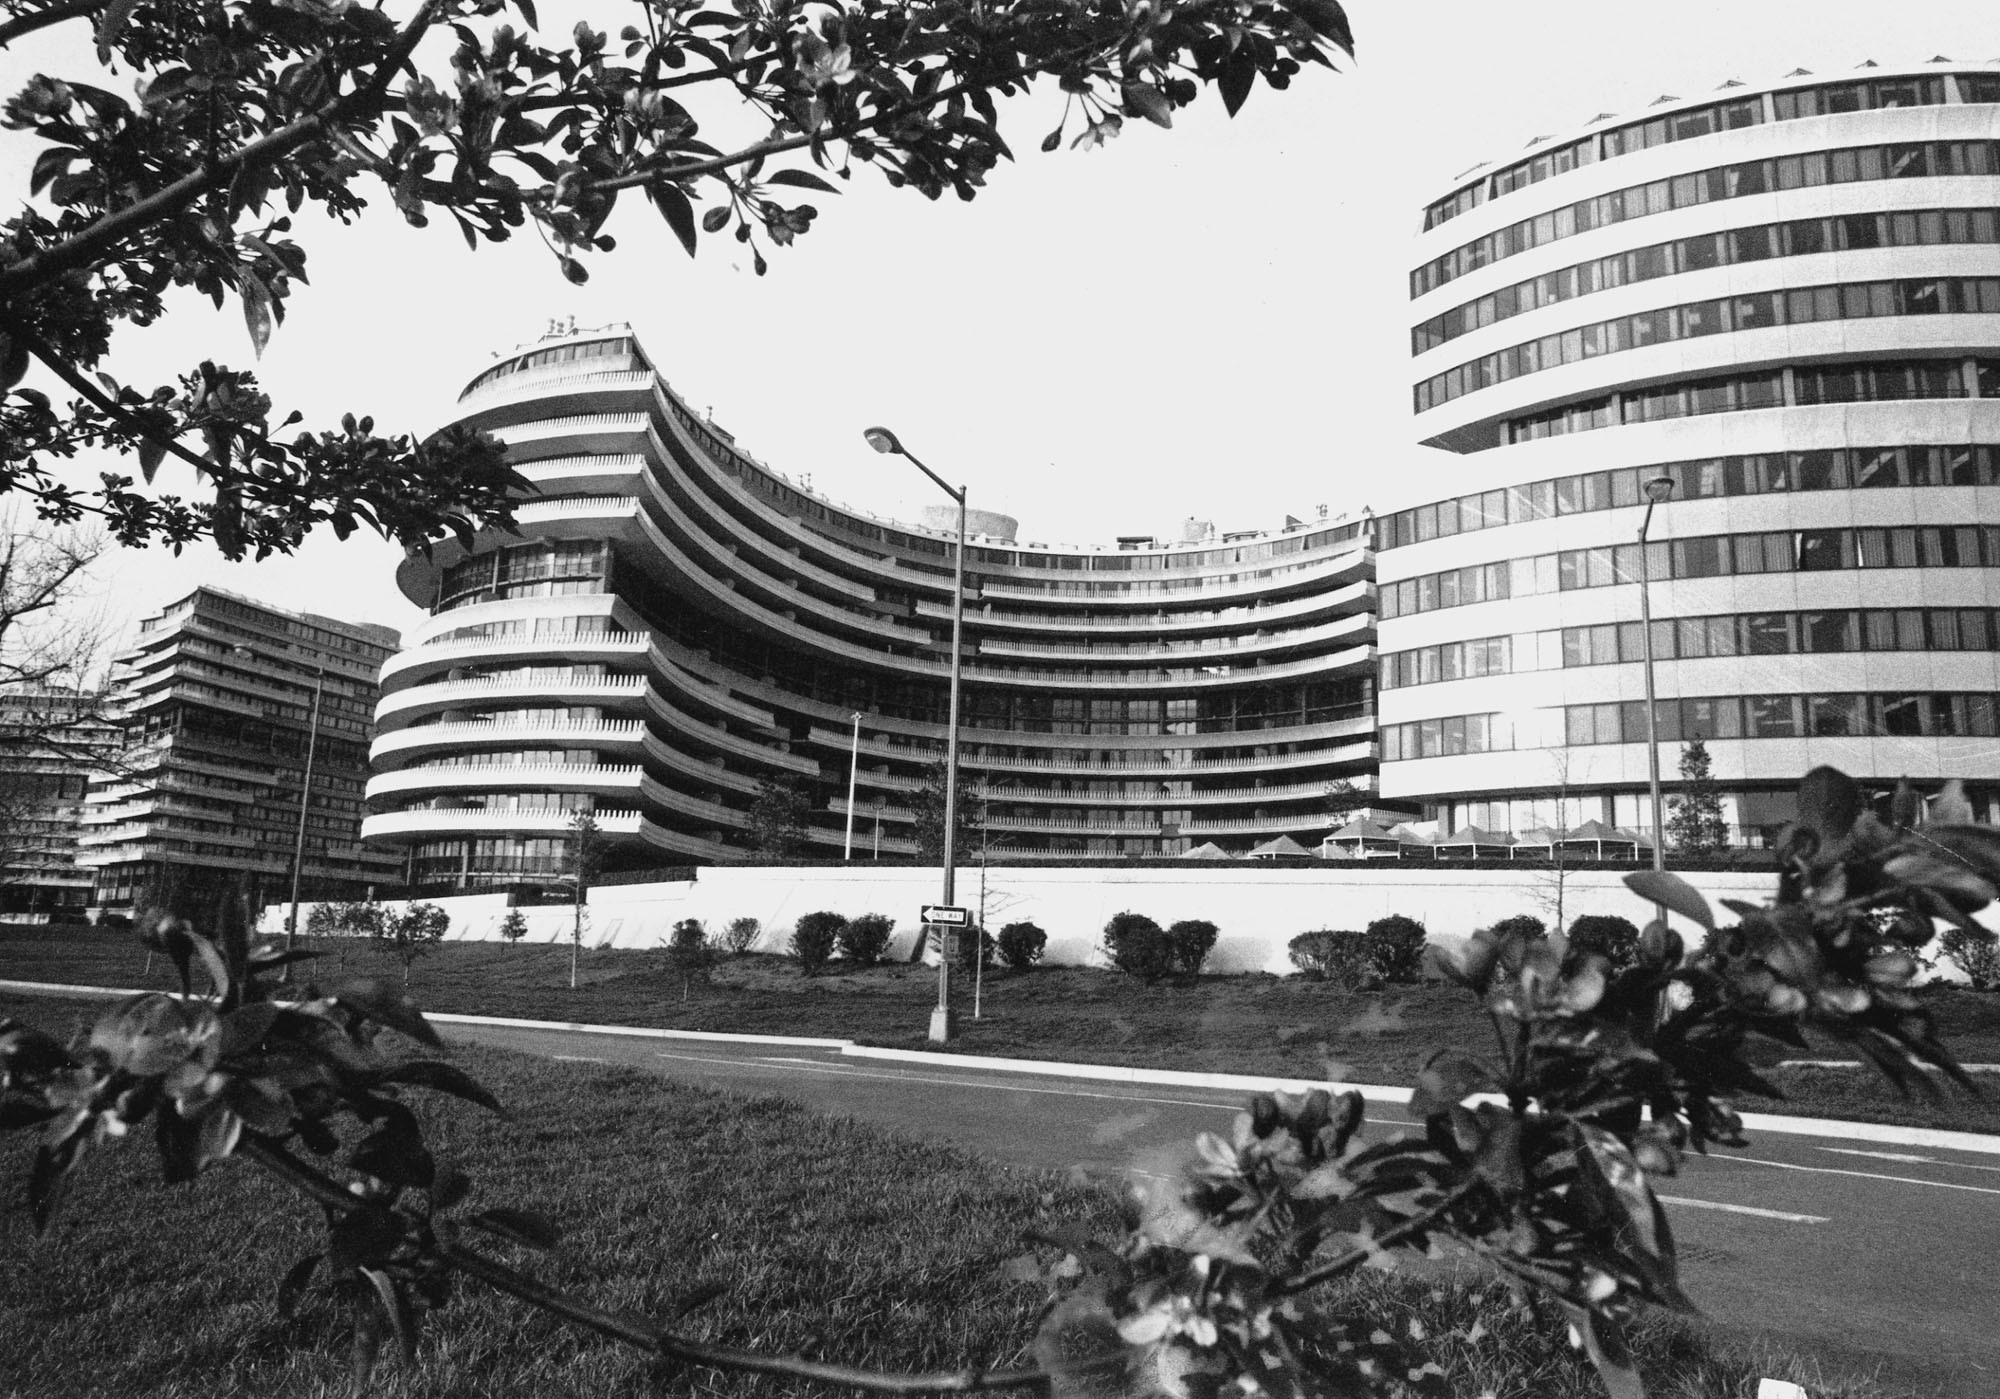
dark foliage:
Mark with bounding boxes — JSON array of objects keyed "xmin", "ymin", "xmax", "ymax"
[
  {"xmin": 838, "ymin": 912, "xmax": 896, "ymax": 967},
  {"xmin": 1362, "ymin": 914, "xmax": 1427, "ymax": 983},
  {"xmin": 0, "ymin": 0, "xmax": 1354, "ymax": 558},
  {"xmin": 1101, "ymin": 911, "xmax": 1172, "ymax": 985},
  {"xmin": 1567, "ymin": 915, "xmax": 1642, "ymax": 975},
  {"xmin": 1485, "ymin": 914, "xmax": 1548, "ymax": 943},
  {"xmin": 665, "ymin": 918, "xmax": 716, "ymax": 987},
  {"xmin": 789, "ymin": 912, "xmax": 845, "ymax": 977},
  {"xmin": 997, "ymin": 921, "xmax": 1048, "ymax": 972},
  {"xmin": 1165, "ymin": 919, "xmax": 1220, "ymax": 978},
  {"xmin": 1286, "ymin": 930, "xmax": 1382, "ymax": 991},
  {"xmin": 955, "ymin": 924, "xmax": 997, "ymax": 973}
]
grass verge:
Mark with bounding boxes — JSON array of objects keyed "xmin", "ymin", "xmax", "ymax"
[
  {"xmin": 6, "ymin": 925, "xmax": 1999, "ymax": 1136},
  {"xmin": 0, "ymin": 992, "xmax": 1920, "ymax": 1399}
]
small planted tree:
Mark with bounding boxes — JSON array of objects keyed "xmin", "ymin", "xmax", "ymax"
[
  {"xmin": 789, "ymin": 911, "xmax": 844, "ymax": 977},
  {"xmin": 1166, "ymin": 919, "xmax": 1220, "ymax": 978},
  {"xmin": 497, "ymin": 909, "xmax": 529, "ymax": 944},
  {"xmin": 997, "ymin": 921, "xmax": 1047, "ymax": 972},
  {"xmin": 306, "ymin": 900, "xmax": 383, "ymax": 973},
  {"xmin": 720, "ymin": 916, "xmax": 761, "ymax": 956},
  {"xmin": 563, "ymin": 810, "xmax": 605, "ymax": 991},
  {"xmin": 664, "ymin": 919, "xmax": 716, "ymax": 1000},
  {"xmin": 373, "ymin": 903, "xmax": 449, "ymax": 986},
  {"xmin": 1668, "ymin": 738, "xmax": 1731, "ymax": 856},
  {"xmin": 1102, "ymin": 911, "xmax": 1173, "ymax": 985}
]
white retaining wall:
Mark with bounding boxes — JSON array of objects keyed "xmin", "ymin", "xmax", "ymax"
[{"xmin": 264, "ymin": 864, "xmax": 1785, "ymax": 974}]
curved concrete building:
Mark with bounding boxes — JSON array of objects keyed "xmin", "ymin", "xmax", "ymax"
[
  {"xmin": 365, "ymin": 327, "xmax": 1376, "ymax": 889},
  {"xmin": 1384, "ymin": 61, "xmax": 2000, "ymax": 845}
]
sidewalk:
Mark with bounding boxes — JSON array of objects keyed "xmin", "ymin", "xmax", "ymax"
[{"xmin": 11, "ymin": 977, "xmax": 2000, "ymax": 1156}]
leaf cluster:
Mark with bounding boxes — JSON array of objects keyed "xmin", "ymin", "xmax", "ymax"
[
  {"xmin": 1, "ymin": 908, "xmax": 536, "ymax": 1392},
  {"xmin": 0, "ymin": 0, "xmax": 1352, "ymax": 556},
  {"xmin": 1021, "ymin": 766, "xmax": 1988, "ymax": 1399}
]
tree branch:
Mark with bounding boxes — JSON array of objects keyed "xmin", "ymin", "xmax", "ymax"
[
  {"xmin": 0, "ymin": 314, "xmax": 222, "ymax": 481},
  {"xmin": 0, "ymin": 1, "xmax": 440, "ymax": 299},
  {"xmin": 513, "ymin": 56, "xmax": 761, "ymax": 110},
  {"xmin": 1271, "ymin": 1177, "xmax": 1483, "ymax": 1298},
  {"xmin": 596, "ymin": 54, "xmax": 1079, "ymax": 194},
  {"xmin": 0, "ymin": 0, "xmax": 102, "ymax": 49},
  {"xmin": 237, "ymin": 1136, "xmax": 1052, "ymax": 1395}
]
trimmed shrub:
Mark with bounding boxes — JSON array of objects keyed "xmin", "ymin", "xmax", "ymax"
[
  {"xmin": 1166, "ymin": 920, "xmax": 1220, "ymax": 978},
  {"xmin": 1287, "ymin": 931, "xmax": 1383, "ymax": 992},
  {"xmin": 838, "ymin": 912, "xmax": 896, "ymax": 966},
  {"xmin": 1567, "ymin": 914, "xmax": 1641, "ymax": 973},
  {"xmin": 1364, "ymin": 915, "xmax": 1428, "ymax": 983},
  {"xmin": 789, "ymin": 911, "xmax": 845, "ymax": 975},
  {"xmin": 1486, "ymin": 914, "xmax": 1548, "ymax": 943},
  {"xmin": 720, "ymin": 916, "xmax": 760, "ymax": 954},
  {"xmin": 498, "ymin": 909, "xmax": 529, "ymax": 942},
  {"xmin": 997, "ymin": 921, "xmax": 1047, "ymax": 971},
  {"xmin": 1102, "ymin": 911, "xmax": 1173, "ymax": 984}
]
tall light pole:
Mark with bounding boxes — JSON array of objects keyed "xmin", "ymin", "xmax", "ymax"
[
  {"xmin": 843, "ymin": 710, "xmax": 864, "ymax": 860},
  {"xmin": 240, "ymin": 644, "xmax": 324, "ymax": 977},
  {"xmin": 864, "ymin": 425, "xmax": 966, "ymax": 1044},
  {"xmin": 1636, "ymin": 475, "xmax": 1675, "ymax": 874}
]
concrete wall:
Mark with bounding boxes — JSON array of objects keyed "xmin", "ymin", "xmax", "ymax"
[{"xmin": 265, "ymin": 863, "xmax": 1785, "ymax": 975}]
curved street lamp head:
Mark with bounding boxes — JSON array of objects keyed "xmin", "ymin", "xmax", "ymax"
[
  {"xmin": 862, "ymin": 426, "xmax": 904, "ymax": 456},
  {"xmin": 1644, "ymin": 475, "xmax": 1676, "ymax": 504}
]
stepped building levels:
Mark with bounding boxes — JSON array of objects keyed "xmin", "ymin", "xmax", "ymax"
[
  {"xmin": 79, "ymin": 588, "xmax": 402, "ymax": 913},
  {"xmin": 1383, "ymin": 61, "xmax": 2000, "ymax": 844},
  {"xmin": 365, "ymin": 327, "xmax": 1378, "ymax": 889}
]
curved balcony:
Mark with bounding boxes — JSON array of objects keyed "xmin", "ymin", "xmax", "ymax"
[
  {"xmin": 360, "ymin": 808, "xmax": 649, "ymax": 841},
  {"xmin": 975, "ymin": 612, "xmax": 1372, "ymax": 667},
  {"xmin": 374, "ymin": 672, "xmax": 648, "ymax": 729},
  {"xmin": 371, "ymin": 719, "xmax": 643, "ymax": 765},
  {"xmin": 382, "ymin": 631, "xmax": 651, "ymax": 688},
  {"xmin": 930, "ymin": 579, "xmax": 1377, "ymax": 636}
]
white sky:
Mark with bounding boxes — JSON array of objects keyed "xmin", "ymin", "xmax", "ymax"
[{"xmin": 12, "ymin": 0, "xmax": 2000, "ymax": 645}]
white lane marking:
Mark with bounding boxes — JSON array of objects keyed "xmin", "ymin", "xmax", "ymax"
[
  {"xmin": 1657, "ymin": 1195, "xmax": 1827, "ymax": 1224},
  {"xmin": 1777, "ymin": 1059, "xmax": 2000, "ymax": 1073},
  {"xmin": 1734, "ymin": 1154, "xmax": 2000, "ymax": 1197},
  {"xmin": 552, "ymin": 1054, "xmax": 608, "ymax": 1064},
  {"xmin": 1818, "ymin": 1146, "xmax": 2000, "ymax": 1175},
  {"xmin": 739, "ymin": 1053, "xmax": 1410, "ymax": 1131},
  {"xmin": 663, "ymin": 1050, "xmax": 1244, "ymax": 1111}
]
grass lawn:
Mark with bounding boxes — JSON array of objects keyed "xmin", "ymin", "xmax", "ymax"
[
  {"xmin": 0, "ymin": 992, "xmax": 1926, "ymax": 1398},
  {"xmin": 6, "ymin": 924, "xmax": 2000, "ymax": 1136}
]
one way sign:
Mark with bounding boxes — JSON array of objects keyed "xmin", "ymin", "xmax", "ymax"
[{"xmin": 920, "ymin": 904, "xmax": 970, "ymax": 926}]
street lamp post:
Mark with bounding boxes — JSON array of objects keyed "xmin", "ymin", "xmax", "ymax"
[
  {"xmin": 237, "ymin": 644, "xmax": 325, "ymax": 977},
  {"xmin": 1637, "ymin": 475, "xmax": 1676, "ymax": 875},
  {"xmin": 843, "ymin": 710, "xmax": 864, "ymax": 860},
  {"xmin": 864, "ymin": 425, "xmax": 966, "ymax": 1044}
]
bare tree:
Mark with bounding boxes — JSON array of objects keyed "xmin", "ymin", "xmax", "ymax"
[
  {"xmin": 0, "ymin": 517, "xmax": 122, "ymax": 918},
  {"xmin": 1528, "ymin": 745, "xmax": 1579, "ymax": 936}
]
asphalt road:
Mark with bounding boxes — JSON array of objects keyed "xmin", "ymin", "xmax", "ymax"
[{"xmin": 448, "ymin": 1021, "xmax": 2000, "ymax": 1399}]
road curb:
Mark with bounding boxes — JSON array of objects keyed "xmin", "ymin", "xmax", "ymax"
[{"xmin": 9, "ymin": 978, "xmax": 2000, "ymax": 1154}]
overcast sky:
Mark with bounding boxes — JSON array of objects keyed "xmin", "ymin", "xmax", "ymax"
[{"xmin": 15, "ymin": 0, "xmax": 2000, "ymax": 646}]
